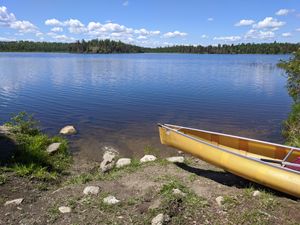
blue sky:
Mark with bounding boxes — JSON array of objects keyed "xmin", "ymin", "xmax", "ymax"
[{"xmin": 0, "ymin": 0, "xmax": 300, "ymax": 47}]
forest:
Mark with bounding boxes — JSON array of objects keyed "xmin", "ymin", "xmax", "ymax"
[{"xmin": 0, "ymin": 39, "xmax": 299, "ymax": 54}]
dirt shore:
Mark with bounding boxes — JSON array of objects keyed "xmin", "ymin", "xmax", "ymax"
[{"xmin": 1, "ymin": 153, "xmax": 300, "ymax": 225}]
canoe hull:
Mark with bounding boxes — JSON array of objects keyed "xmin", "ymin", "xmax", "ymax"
[{"xmin": 159, "ymin": 126, "xmax": 300, "ymax": 198}]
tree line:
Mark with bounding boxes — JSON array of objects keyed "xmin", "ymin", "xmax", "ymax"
[
  {"xmin": 277, "ymin": 48, "xmax": 300, "ymax": 147},
  {"xmin": 0, "ymin": 39, "xmax": 299, "ymax": 54}
]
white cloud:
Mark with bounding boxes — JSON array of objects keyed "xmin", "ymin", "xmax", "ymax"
[
  {"xmin": 275, "ymin": 9, "xmax": 293, "ymax": 16},
  {"xmin": 10, "ymin": 20, "xmax": 37, "ymax": 33},
  {"xmin": 45, "ymin": 18, "xmax": 86, "ymax": 34},
  {"xmin": 0, "ymin": 6, "xmax": 16, "ymax": 25},
  {"xmin": 137, "ymin": 35, "xmax": 147, "ymax": 40},
  {"xmin": 123, "ymin": 1, "xmax": 129, "ymax": 6},
  {"xmin": 282, "ymin": 32, "xmax": 292, "ymax": 37},
  {"xmin": 235, "ymin": 19, "xmax": 255, "ymax": 26},
  {"xmin": 201, "ymin": 34, "xmax": 208, "ymax": 38},
  {"xmin": 253, "ymin": 17, "xmax": 285, "ymax": 29},
  {"xmin": 51, "ymin": 27, "xmax": 63, "ymax": 32},
  {"xmin": 0, "ymin": 6, "xmax": 38, "ymax": 33},
  {"xmin": 245, "ymin": 29, "xmax": 275, "ymax": 39},
  {"xmin": 163, "ymin": 31, "xmax": 187, "ymax": 38},
  {"xmin": 111, "ymin": 32, "xmax": 123, "ymax": 37},
  {"xmin": 35, "ymin": 32, "xmax": 43, "ymax": 37},
  {"xmin": 0, "ymin": 36, "xmax": 16, "ymax": 41},
  {"xmin": 63, "ymin": 19, "xmax": 86, "ymax": 34},
  {"xmin": 296, "ymin": 28, "xmax": 300, "ymax": 32},
  {"xmin": 87, "ymin": 22, "xmax": 102, "ymax": 31},
  {"xmin": 213, "ymin": 36, "xmax": 241, "ymax": 42},
  {"xmin": 45, "ymin": 18, "xmax": 63, "ymax": 26},
  {"xmin": 52, "ymin": 34, "xmax": 75, "ymax": 42},
  {"xmin": 43, "ymin": 16, "xmax": 186, "ymax": 44},
  {"xmin": 134, "ymin": 28, "xmax": 160, "ymax": 36},
  {"xmin": 207, "ymin": 17, "xmax": 214, "ymax": 21}
]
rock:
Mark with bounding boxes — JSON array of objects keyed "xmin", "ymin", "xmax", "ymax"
[
  {"xmin": 166, "ymin": 156, "xmax": 184, "ymax": 163},
  {"xmin": 59, "ymin": 125, "xmax": 76, "ymax": 135},
  {"xmin": 83, "ymin": 186, "xmax": 100, "ymax": 195},
  {"xmin": 58, "ymin": 206, "xmax": 71, "ymax": 213},
  {"xmin": 252, "ymin": 190, "xmax": 261, "ymax": 197},
  {"xmin": 172, "ymin": 188, "xmax": 186, "ymax": 196},
  {"xmin": 103, "ymin": 195, "xmax": 120, "ymax": 205},
  {"xmin": 116, "ymin": 158, "xmax": 131, "ymax": 168},
  {"xmin": 46, "ymin": 142, "xmax": 61, "ymax": 154},
  {"xmin": 148, "ymin": 198, "xmax": 161, "ymax": 210},
  {"xmin": 4, "ymin": 198, "xmax": 23, "ymax": 206},
  {"xmin": 151, "ymin": 213, "xmax": 170, "ymax": 225},
  {"xmin": 215, "ymin": 196, "xmax": 224, "ymax": 207},
  {"xmin": 100, "ymin": 149, "xmax": 118, "ymax": 172},
  {"xmin": 0, "ymin": 125, "xmax": 11, "ymax": 136},
  {"xmin": 140, "ymin": 155, "xmax": 157, "ymax": 163}
]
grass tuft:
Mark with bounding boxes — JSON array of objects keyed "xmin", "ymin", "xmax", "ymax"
[{"xmin": 2, "ymin": 112, "xmax": 71, "ymax": 181}]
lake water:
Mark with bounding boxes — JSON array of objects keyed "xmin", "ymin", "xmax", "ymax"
[{"xmin": 0, "ymin": 53, "xmax": 291, "ymax": 160}]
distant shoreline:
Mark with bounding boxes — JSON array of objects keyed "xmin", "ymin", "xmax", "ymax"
[
  {"xmin": 0, "ymin": 51, "xmax": 293, "ymax": 55},
  {"xmin": 1, "ymin": 39, "xmax": 299, "ymax": 54}
]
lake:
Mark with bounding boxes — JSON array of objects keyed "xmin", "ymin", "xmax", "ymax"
[{"xmin": 0, "ymin": 53, "xmax": 291, "ymax": 160}]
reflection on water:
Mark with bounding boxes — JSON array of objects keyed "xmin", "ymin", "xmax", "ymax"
[{"xmin": 0, "ymin": 53, "xmax": 291, "ymax": 159}]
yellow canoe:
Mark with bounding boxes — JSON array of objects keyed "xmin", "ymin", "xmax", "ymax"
[{"xmin": 158, "ymin": 124, "xmax": 300, "ymax": 197}]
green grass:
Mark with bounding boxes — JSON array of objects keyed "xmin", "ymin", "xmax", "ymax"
[
  {"xmin": 222, "ymin": 195, "xmax": 239, "ymax": 209},
  {"xmin": 0, "ymin": 174, "xmax": 7, "ymax": 185},
  {"xmin": 47, "ymin": 204, "xmax": 60, "ymax": 223},
  {"xmin": 143, "ymin": 145, "xmax": 160, "ymax": 156},
  {"xmin": 158, "ymin": 178, "xmax": 209, "ymax": 223},
  {"xmin": 282, "ymin": 103, "xmax": 300, "ymax": 147},
  {"xmin": 2, "ymin": 112, "xmax": 71, "ymax": 181}
]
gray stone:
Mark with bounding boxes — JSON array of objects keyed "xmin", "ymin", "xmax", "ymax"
[
  {"xmin": 252, "ymin": 190, "xmax": 261, "ymax": 197},
  {"xmin": 151, "ymin": 213, "xmax": 170, "ymax": 225},
  {"xmin": 148, "ymin": 198, "xmax": 161, "ymax": 210},
  {"xmin": 166, "ymin": 156, "xmax": 184, "ymax": 163},
  {"xmin": 100, "ymin": 149, "xmax": 118, "ymax": 172},
  {"xmin": 172, "ymin": 188, "xmax": 186, "ymax": 196},
  {"xmin": 46, "ymin": 142, "xmax": 61, "ymax": 154},
  {"xmin": 59, "ymin": 125, "xmax": 76, "ymax": 135},
  {"xmin": 215, "ymin": 196, "xmax": 224, "ymax": 207},
  {"xmin": 58, "ymin": 206, "xmax": 71, "ymax": 213},
  {"xmin": 4, "ymin": 198, "xmax": 23, "ymax": 206},
  {"xmin": 103, "ymin": 195, "xmax": 120, "ymax": 205},
  {"xmin": 140, "ymin": 155, "xmax": 157, "ymax": 163},
  {"xmin": 116, "ymin": 158, "xmax": 131, "ymax": 168},
  {"xmin": 0, "ymin": 125, "xmax": 11, "ymax": 136},
  {"xmin": 83, "ymin": 186, "xmax": 100, "ymax": 195}
]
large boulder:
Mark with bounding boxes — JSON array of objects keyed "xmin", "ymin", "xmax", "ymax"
[
  {"xmin": 100, "ymin": 147, "xmax": 119, "ymax": 172},
  {"xmin": 59, "ymin": 125, "xmax": 77, "ymax": 135}
]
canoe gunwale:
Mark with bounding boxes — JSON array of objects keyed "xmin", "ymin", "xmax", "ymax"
[
  {"xmin": 163, "ymin": 123, "xmax": 300, "ymax": 152},
  {"xmin": 159, "ymin": 124, "xmax": 300, "ymax": 175}
]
